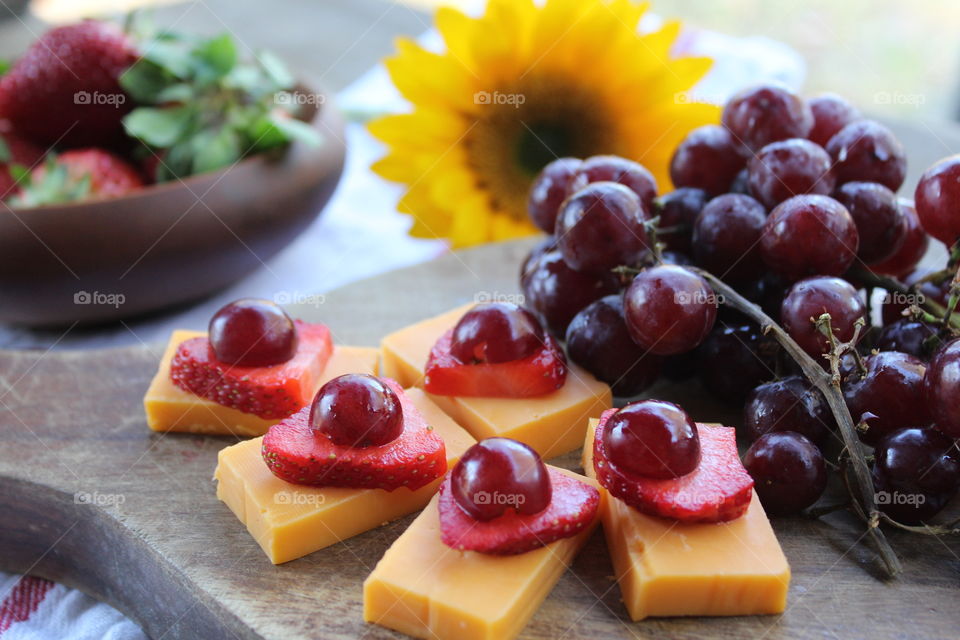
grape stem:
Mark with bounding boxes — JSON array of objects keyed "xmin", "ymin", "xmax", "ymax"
[{"xmin": 689, "ymin": 267, "xmax": 903, "ymax": 578}]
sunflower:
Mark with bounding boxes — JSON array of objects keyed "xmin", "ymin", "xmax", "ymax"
[{"xmin": 369, "ymin": 0, "xmax": 719, "ymax": 247}]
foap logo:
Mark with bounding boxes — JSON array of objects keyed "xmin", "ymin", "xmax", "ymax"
[
  {"xmin": 473, "ymin": 91, "xmax": 526, "ymax": 108},
  {"xmin": 885, "ymin": 290, "xmax": 926, "ymax": 307},
  {"xmin": 473, "ymin": 490, "xmax": 526, "ymax": 507},
  {"xmin": 875, "ymin": 490, "xmax": 926, "ymax": 507},
  {"xmin": 674, "ymin": 290, "xmax": 724, "ymax": 306},
  {"xmin": 74, "ymin": 491, "xmax": 126, "ymax": 507},
  {"xmin": 474, "ymin": 291, "xmax": 525, "ymax": 305},
  {"xmin": 74, "ymin": 290, "xmax": 125, "ymax": 308},
  {"xmin": 673, "ymin": 90, "xmax": 724, "ymax": 106},
  {"xmin": 275, "ymin": 490, "xmax": 325, "ymax": 506},
  {"xmin": 273, "ymin": 290, "xmax": 326, "ymax": 307},
  {"xmin": 275, "ymin": 91, "xmax": 325, "ymax": 107},
  {"xmin": 874, "ymin": 91, "xmax": 926, "ymax": 108},
  {"xmin": 74, "ymin": 90, "xmax": 127, "ymax": 107}
]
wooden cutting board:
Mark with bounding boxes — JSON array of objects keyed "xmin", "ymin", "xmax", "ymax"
[{"xmin": 0, "ymin": 238, "xmax": 957, "ymax": 640}]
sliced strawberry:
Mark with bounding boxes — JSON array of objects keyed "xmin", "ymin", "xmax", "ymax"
[
  {"xmin": 593, "ymin": 409, "xmax": 754, "ymax": 523},
  {"xmin": 424, "ymin": 330, "xmax": 567, "ymax": 398},
  {"xmin": 169, "ymin": 320, "xmax": 332, "ymax": 419},
  {"xmin": 261, "ymin": 379, "xmax": 446, "ymax": 490},
  {"xmin": 438, "ymin": 468, "xmax": 599, "ymax": 555}
]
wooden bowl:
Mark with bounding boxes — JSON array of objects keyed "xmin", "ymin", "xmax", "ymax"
[{"xmin": 0, "ymin": 87, "xmax": 346, "ymax": 327}]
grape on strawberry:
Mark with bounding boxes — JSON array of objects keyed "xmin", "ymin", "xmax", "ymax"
[{"xmin": 0, "ymin": 20, "xmax": 137, "ymax": 149}]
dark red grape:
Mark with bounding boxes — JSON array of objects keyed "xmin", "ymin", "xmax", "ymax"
[
  {"xmin": 569, "ymin": 155, "xmax": 658, "ymax": 212},
  {"xmin": 915, "ymin": 154, "xmax": 960, "ymax": 246},
  {"xmin": 692, "ymin": 193, "xmax": 766, "ymax": 280},
  {"xmin": 310, "ymin": 374, "xmax": 403, "ymax": 447},
  {"xmin": 565, "ymin": 295, "xmax": 663, "ymax": 397},
  {"xmin": 924, "ymin": 338, "xmax": 960, "ymax": 438},
  {"xmin": 623, "ymin": 265, "xmax": 718, "ymax": 355},
  {"xmin": 760, "ymin": 195, "xmax": 859, "ymax": 281},
  {"xmin": 520, "ymin": 236, "xmax": 557, "ymax": 282},
  {"xmin": 807, "ymin": 93, "xmax": 861, "ymax": 146},
  {"xmin": 521, "ymin": 249, "xmax": 619, "ymax": 336},
  {"xmin": 781, "ymin": 276, "xmax": 865, "ymax": 358},
  {"xmin": 744, "ymin": 376, "xmax": 834, "ymax": 446},
  {"xmin": 556, "ymin": 182, "xmax": 648, "ymax": 274},
  {"xmin": 652, "ymin": 187, "xmax": 708, "ymax": 254},
  {"xmin": 721, "ymin": 84, "xmax": 813, "ymax": 154},
  {"xmin": 729, "ymin": 168, "xmax": 750, "ymax": 195},
  {"xmin": 843, "ymin": 351, "xmax": 930, "ymax": 445},
  {"xmin": 661, "ymin": 351, "xmax": 698, "ymax": 382},
  {"xmin": 208, "ymin": 298, "xmax": 297, "ymax": 366},
  {"xmin": 451, "ymin": 303, "xmax": 544, "ymax": 364},
  {"xmin": 528, "ymin": 157, "xmax": 582, "ymax": 232},
  {"xmin": 602, "ymin": 400, "xmax": 700, "ymax": 479},
  {"xmin": 661, "ymin": 250, "xmax": 693, "ymax": 267},
  {"xmin": 868, "ymin": 200, "xmax": 929, "ymax": 278},
  {"xmin": 826, "ymin": 120, "xmax": 907, "ymax": 192},
  {"xmin": 872, "ymin": 427, "xmax": 960, "ymax": 523},
  {"xmin": 743, "ymin": 431, "xmax": 827, "ymax": 515},
  {"xmin": 832, "ymin": 181, "xmax": 906, "ymax": 264},
  {"xmin": 747, "ymin": 138, "xmax": 835, "ymax": 209},
  {"xmin": 451, "ymin": 438, "xmax": 551, "ymax": 521},
  {"xmin": 669, "ymin": 125, "xmax": 745, "ymax": 196},
  {"xmin": 697, "ymin": 321, "xmax": 778, "ymax": 403},
  {"xmin": 875, "ymin": 319, "xmax": 940, "ymax": 360}
]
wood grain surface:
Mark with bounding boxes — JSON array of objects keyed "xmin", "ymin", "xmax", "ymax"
[{"xmin": 0, "ymin": 238, "xmax": 958, "ymax": 640}]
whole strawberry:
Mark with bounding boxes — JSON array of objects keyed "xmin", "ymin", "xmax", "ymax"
[
  {"xmin": 10, "ymin": 149, "xmax": 143, "ymax": 207},
  {"xmin": 0, "ymin": 128, "xmax": 45, "ymax": 198},
  {"xmin": 0, "ymin": 20, "xmax": 138, "ymax": 149}
]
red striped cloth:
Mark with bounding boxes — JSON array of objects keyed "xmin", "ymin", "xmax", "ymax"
[{"xmin": 0, "ymin": 577, "xmax": 54, "ymax": 634}]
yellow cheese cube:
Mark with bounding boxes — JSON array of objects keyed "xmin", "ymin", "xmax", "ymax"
[
  {"xmin": 214, "ymin": 388, "xmax": 475, "ymax": 564},
  {"xmin": 144, "ymin": 329, "xmax": 379, "ymax": 436},
  {"xmin": 583, "ymin": 419, "xmax": 790, "ymax": 620},
  {"xmin": 363, "ymin": 468, "xmax": 601, "ymax": 640},
  {"xmin": 381, "ymin": 306, "xmax": 612, "ymax": 459}
]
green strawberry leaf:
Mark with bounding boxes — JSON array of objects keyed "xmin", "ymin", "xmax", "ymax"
[
  {"xmin": 120, "ymin": 60, "xmax": 174, "ymax": 103},
  {"xmin": 142, "ymin": 38, "xmax": 196, "ymax": 78},
  {"xmin": 193, "ymin": 34, "xmax": 237, "ymax": 84},
  {"xmin": 257, "ymin": 50, "xmax": 294, "ymax": 91},
  {"xmin": 267, "ymin": 112, "xmax": 322, "ymax": 147},
  {"xmin": 8, "ymin": 164, "xmax": 29, "ymax": 184},
  {"xmin": 123, "ymin": 106, "xmax": 194, "ymax": 148},
  {"xmin": 0, "ymin": 60, "xmax": 10, "ymax": 77},
  {"xmin": 154, "ymin": 83, "xmax": 195, "ymax": 103},
  {"xmin": 192, "ymin": 126, "xmax": 242, "ymax": 174},
  {"xmin": 0, "ymin": 137, "xmax": 10, "ymax": 164}
]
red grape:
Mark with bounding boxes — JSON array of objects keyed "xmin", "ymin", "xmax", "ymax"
[
  {"xmin": 729, "ymin": 168, "xmax": 750, "ymax": 195},
  {"xmin": 528, "ymin": 157, "xmax": 582, "ymax": 232},
  {"xmin": 569, "ymin": 155, "xmax": 658, "ymax": 212},
  {"xmin": 807, "ymin": 93, "xmax": 861, "ymax": 146},
  {"xmin": 521, "ymin": 249, "xmax": 619, "ymax": 335},
  {"xmin": 915, "ymin": 154, "xmax": 960, "ymax": 246},
  {"xmin": 826, "ymin": 120, "xmax": 907, "ymax": 192},
  {"xmin": 843, "ymin": 351, "xmax": 930, "ymax": 445},
  {"xmin": 875, "ymin": 319, "xmax": 940, "ymax": 361},
  {"xmin": 669, "ymin": 125, "xmax": 745, "ymax": 196},
  {"xmin": 743, "ymin": 431, "xmax": 827, "ymax": 515},
  {"xmin": 747, "ymin": 138, "xmax": 835, "ymax": 209},
  {"xmin": 924, "ymin": 338, "xmax": 960, "ymax": 438},
  {"xmin": 208, "ymin": 298, "xmax": 298, "ymax": 366},
  {"xmin": 692, "ymin": 193, "xmax": 766, "ymax": 280},
  {"xmin": 652, "ymin": 187, "xmax": 708, "ymax": 254},
  {"xmin": 781, "ymin": 276, "xmax": 865, "ymax": 358},
  {"xmin": 451, "ymin": 303, "xmax": 544, "ymax": 364},
  {"xmin": 556, "ymin": 182, "xmax": 648, "ymax": 274},
  {"xmin": 872, "ymin": 427, "xmax": 960, "ymax": 523},
  {"xmin": 451, "ymin": 438, "xmax": 551, "ymax": 521},
  {"xmin": 721, "ymin": 84, "xmax": 813, "ymax": 155},
  {"xmin": 623, "ymin": 265, "xmax": 718, "ymax": 355},
  {"xmin": 833, "ymin": 181, "xmax": 906, "ymax": 263},
  {"xmin": 760, "ymin": 195, "xmax": 859, "ymax": 281},
  {"xmin": 868, "ymin": 200, "xmax": 928, "ymax": 278},
  {"xmin": 744, "ymin": 376, "xmax": 833, "ymax": 446},
  {"xmin": 519, "ymin": 236, "xmax": 557, "ymax": 282},
  {"xmin": 697, "ymin": 321, "xmax": 778, "ymax": 403},
  {"xmin": 565, "ymin": 295, "xmax": 663, "ymax": 397},
  {"xmin": 602, "ymin": 400, "xmax": 700, "ymax": 479},
  {"xmin": 310, "ymin": 374, "xmax": 403, "ymax": 447}
]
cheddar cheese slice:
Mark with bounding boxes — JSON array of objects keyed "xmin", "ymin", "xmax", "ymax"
[
  {"xmin": 583, "ymin": 419, "xmax": 790, "ymax": 620},
  {"xmin": 214, "ymin": 388, "xmax": 475, "ymax": 564}
]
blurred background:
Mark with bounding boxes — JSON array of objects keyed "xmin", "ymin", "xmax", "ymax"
[{"xmin": 13, "ymin": 0, "xmax": 960, "ymax": 122}]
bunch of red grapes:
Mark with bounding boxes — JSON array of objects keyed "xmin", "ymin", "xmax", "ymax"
[{"xmin": 520, "ymin": 84, "xmax": 960, "ymax": 523}]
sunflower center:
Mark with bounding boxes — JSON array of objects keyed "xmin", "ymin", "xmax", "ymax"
[{"xmin": 516, "ymin": 122, "xmax": 575, "ymax": 176}]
